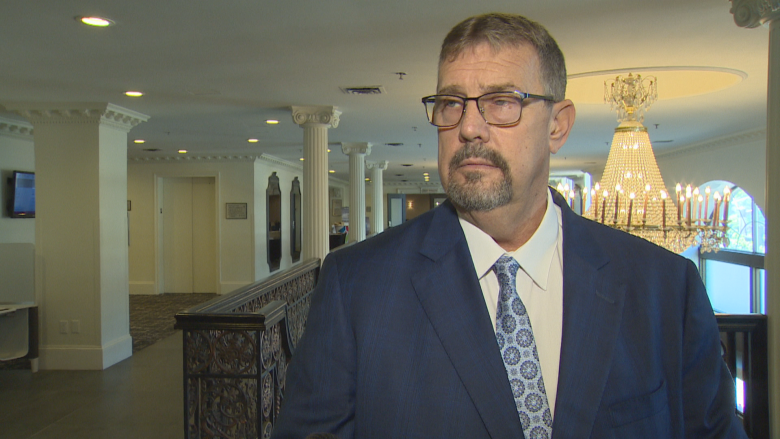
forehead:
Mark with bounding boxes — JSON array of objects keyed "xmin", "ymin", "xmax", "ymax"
[{"xmin": 437, "ymin": 43, "xmax": 542, "ymax": 94}]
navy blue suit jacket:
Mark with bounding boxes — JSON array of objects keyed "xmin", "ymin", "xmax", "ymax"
[{"xmin": 273, "ymin": 190, "xmax": 746, "ymax": 439}]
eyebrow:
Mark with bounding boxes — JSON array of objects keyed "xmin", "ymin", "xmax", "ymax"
[{"xmin": 437, "ymin": 83, "xmax": 519, "ymax": 95}]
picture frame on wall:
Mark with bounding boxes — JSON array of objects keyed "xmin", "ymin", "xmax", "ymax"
[
  {"xmin": 331, "ymin": 199, "xmax": 342, "ymax": 217},
  {"xmin": 226, "ymin": 202, "xmax": 248, "ymax": 219}
]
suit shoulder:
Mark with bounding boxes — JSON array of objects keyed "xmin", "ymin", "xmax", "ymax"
[
  {"xmin": 329, "ymin": 205, "xmax": 439, "ymax": 260},
  {"xmin": 572, "ymin": 214, "xmax": 693, "ymax": 268}
]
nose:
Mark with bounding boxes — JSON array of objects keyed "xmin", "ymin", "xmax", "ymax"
[{"xmin": 458, "ymin": 100, "xmax": 490, "ymax": 142}]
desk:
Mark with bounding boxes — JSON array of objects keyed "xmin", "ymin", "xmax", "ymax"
[
  {"xmin": 0, "ymin": 302, "xmax": 39, "ymax": 371},
  {"xmin": 329, "ymin": 233, "xmax": 347, "ymax": 250}
]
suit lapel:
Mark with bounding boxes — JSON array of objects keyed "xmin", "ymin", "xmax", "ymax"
[
  {"xmin": 551, "ymin": 191, "xmax": 627, "ymax": 439},
  {"xmin": 411, "ymin": 201, "xmax": 524, "ymax": 439}
]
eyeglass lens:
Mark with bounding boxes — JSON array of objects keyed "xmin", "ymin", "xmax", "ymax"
[{"xmin": 426, "ymin": 93, "xmax": 523, "ymax": 127}]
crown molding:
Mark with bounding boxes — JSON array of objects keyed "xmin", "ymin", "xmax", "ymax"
[
  {"xmin": 328, "ymin": 176, "xmax": 349, "ymax": 185},
  {"xmin": 3, "ymin": 102, "xmax": 149, "ymax": 132},
  {"xmin": 128, "ymin": 153, "xmax": 308, "ymax": 170},
  {"xmin": 257, "ymin": 153, "xmax": 304, "ymax": 172},
  {"xmin": 0, "ymin": 116, "xmax": 34, "ymax": 140},
  {"xmin": 655, "ymin": 128, "xmax": 766, "ymax": 160},
  {"xmin": 384, "ymin": 181, "xmax": 445, "ymax": 194},
  {"xmin": 130, "ymin": 154, "xmax": 260, "ymax": 163},
  {"xmin": 385, "ymin": 181, "xmax": 443, "ymax": 187}
]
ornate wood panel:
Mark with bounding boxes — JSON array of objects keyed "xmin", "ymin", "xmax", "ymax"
[{"xmin": 175, "ymin": 259, "xmax": 320, "ymax": 439}]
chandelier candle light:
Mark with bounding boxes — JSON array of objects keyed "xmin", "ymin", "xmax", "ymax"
[{"xmin": 582, "ymin": 73, "xmax": 729, "ymax": 253}]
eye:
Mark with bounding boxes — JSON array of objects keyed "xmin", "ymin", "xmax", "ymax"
[
  {"xmin": 438, "ymin": 96, "xmax": 463, "ymax": 109},
  {"xmin": 486, "ymin": 94, "xmax": 519, "ymax": 108}
]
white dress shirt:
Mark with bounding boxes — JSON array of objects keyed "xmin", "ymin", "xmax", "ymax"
[{"xmin": 458, "ymin": 190, "xmax": 564, "ymax": 416}]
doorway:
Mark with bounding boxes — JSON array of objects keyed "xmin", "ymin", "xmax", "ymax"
[
  {"xmin": 159, "ymin": 177, "xmax": 217, "ymax": 294},
  {"xmin": 386, "ymin": 194, "xmax": 406, "ymax": 228}
]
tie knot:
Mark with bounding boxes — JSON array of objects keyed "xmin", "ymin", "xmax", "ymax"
[{"xmin": 493, "ymin": 255, "xmax": 520, "ymax": 281}]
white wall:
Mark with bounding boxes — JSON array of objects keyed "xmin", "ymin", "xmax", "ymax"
[
  {"xmin": 657, "ymin": 129, "xmax": 766, "ymax": 212},
  {"xmin": 128, "ymin": 154, "xmax": 317, "ymax": 295},
  {"xmin": 128, "ymin": 157, "xmax": 256, "ymax": 295},
  {"xmin": 0, "ymin": 132, "xmax": 35, "ymax": 244}
]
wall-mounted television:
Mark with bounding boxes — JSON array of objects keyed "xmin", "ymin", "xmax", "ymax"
[{"xmin": 8, "ymin": 171, "xmax": 35, "ymax": 218}]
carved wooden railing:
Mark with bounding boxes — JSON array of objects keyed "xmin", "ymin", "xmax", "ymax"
[
  {"xmin": 174, "ymin": 258, "xmax": 320, "ymax": 439},
  {"xmin": 716, "ymin": 314, "xmax": 768, "ymax": 439}
]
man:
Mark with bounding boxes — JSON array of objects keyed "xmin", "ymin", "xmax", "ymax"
[{"xmin": 273, "ymin": 13, "xmax": 746, "ymax": 439}]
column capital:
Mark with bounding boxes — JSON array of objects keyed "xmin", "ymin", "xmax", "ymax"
[
  {"xmin": 730, "ymin": 0, "xmax": 780, "ymax": 28},
  {"xmin": 3, "ymin": 102, "xmax": 149, "ymax": 132},
  {"xmin": 366, "ymin": 160, "xmax": 389, "ymax": 171},
  {"xmin": 341, "ymin": 142, "xmax": 372, "ymax": 156},
  {"xmin": 291, "ymin": 105, "xmax": 341, "ymax": 128}
]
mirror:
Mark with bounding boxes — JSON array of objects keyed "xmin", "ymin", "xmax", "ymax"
[
  {"xmin": 267, "ymin": 172, "xmax": 282, "ymax": 271},
  {"xmin": 290, "ymin": 177, "xmax": 302, "ymax": 263}
]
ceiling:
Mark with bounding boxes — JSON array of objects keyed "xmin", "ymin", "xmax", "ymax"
[{"xmin": 0, "ymin": 0, "xmax": 769, "ymax": 185}]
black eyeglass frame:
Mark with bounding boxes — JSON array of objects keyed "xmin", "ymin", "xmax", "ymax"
[{"xmin": 421, "ymin": 90, "xmax": 556, "ymax": 128}]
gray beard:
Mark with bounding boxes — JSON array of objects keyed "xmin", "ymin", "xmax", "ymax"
[{"xmin": 446, "ymin": 143, "xmax": 513, "ymax": 212}]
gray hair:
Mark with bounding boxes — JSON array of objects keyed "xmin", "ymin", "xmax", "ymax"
[{"xmin": 439, "ymin": 13, "xmax": 567, "ymax": 102}]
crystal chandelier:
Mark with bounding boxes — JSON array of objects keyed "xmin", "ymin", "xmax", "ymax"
[{"xmin": 582, "ymin": 73, "xmax": 730, "ymax": 253}]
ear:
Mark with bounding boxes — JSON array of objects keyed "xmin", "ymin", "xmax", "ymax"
[{"xmin": 548, "ymin": 99, "xmax": 576, "ymax": 154}]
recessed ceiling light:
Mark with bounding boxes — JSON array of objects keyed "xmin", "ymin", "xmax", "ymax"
[
  {"xmin": 423, "ymin": 172, "xmax": 429, "ymax": 176},
  {"xmin": 365, "ymin": 178, "xmax": 370, "ymax": 181},
  {"xmin": 178, "ymin": 149, "xmax": 187, "ymax": 154},
  {"xmin": 327, "ymin": 149, "xmax": 331, "ymax": 153},
  {"xmin": 133, "ymin": 139, "xmax": 145, "ymax": 144},
  {"xmin": 266, "ymin": 120, "xmax": 279, "ymax": 125},
  {"xmin": 248, "ymin": 138, "xmax": 259, "ymax": 143},
  {"xmin": 329, "ymin": 170, "xmax": 335, "ymax": 174},
  {"xmin": 77, "ymin": 16, "xmax": 115, "ymax": 27},
  {"xmin": 125, "ymin": 91, "xmax": 143, "ymax": 97},
  {"xmin": 299, "ymin": 157, "xmax": 304, "ymax": 161}
]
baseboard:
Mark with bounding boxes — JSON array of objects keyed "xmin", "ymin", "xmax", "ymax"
[
  {"xmin": 38, "ymin": 334, "xmax": 132, "ymax": 370},
  {"xmin": 129, "ymin": 281, "xmax": 157, "ymax": 295}
]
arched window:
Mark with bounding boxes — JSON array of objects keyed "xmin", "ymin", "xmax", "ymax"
[{"xmin": 697, "ymin": 181, "xmax": 765, "ymax": 314}]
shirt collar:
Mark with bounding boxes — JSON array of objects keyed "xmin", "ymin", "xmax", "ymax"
[{"xmin": 459, "ymin": 190, "xmax": 560, "ymax": 290}]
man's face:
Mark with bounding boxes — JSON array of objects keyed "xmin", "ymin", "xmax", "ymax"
[{"xmin": 437, "ymin": 43, "xmax": 559, "ymax": 213}]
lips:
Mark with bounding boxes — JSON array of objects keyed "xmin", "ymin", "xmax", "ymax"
[{"xmin": 457, "ymin": 158, "xmax": 498, "ymax": 168}]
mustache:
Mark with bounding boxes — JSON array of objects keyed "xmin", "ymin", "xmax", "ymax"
[{"xmin": 449, "ymin": 143, "xmax": 510, "ymax": 174}]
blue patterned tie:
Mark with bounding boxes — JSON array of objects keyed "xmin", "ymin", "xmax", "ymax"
[{"xmin": 493, "ymin": 255, "xmax": 553, "ymax": 439}]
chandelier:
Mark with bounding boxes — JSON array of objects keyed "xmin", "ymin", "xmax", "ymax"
[{"xmin": 582, "ymin": 73, "xmax": 730, "ymax": 253}]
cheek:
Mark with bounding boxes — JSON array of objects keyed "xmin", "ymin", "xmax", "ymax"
[{"xmin": 437, "ymin": 144, "xmax": 450, "ymax": 185}]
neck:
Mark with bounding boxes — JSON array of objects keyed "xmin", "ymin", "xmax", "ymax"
[{"xmin": 457, "ymin": 188, "xmax": 549, "ymax": 252}]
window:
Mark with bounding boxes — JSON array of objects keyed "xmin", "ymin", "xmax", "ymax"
[{"xmin": 697, "ymin": 181, "xmax": 765, "ymax": 314}]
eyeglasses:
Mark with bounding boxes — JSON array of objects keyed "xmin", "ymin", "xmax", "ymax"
[{"xmin": 421, "ymin": 91, "xmax": 555, "ymax": 128}]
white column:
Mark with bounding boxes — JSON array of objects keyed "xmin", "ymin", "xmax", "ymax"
[
  {"xmin": 341, "ymin": 143, "xmax": 372, "ymax": 243},
  {"xmin": 730, "ymin": 2, "xmax": 780, "ymax": 436},
  {"xmin": 367, "ymin": 160, "xmax": 389, "ymax": 235},
  {"xmin": 4, "ymin": 102, "xmax": 148, "ymax": 370},
  {"xmin": 291, "ymin": 106, "xmax": 341, "ymax": 262}
]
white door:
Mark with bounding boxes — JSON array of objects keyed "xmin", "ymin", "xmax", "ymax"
[
  {"xmin": 387, "ymin": 194, "xmax": 406, "ymax": 228},
  {"xmin": 162, "ymin": 177, "xmax": 216, "ymax": 293}
]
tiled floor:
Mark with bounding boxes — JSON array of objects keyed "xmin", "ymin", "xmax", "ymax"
[{"xmin": 0, "ymin": 332, "xmax": 184, "ymax": 439}]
